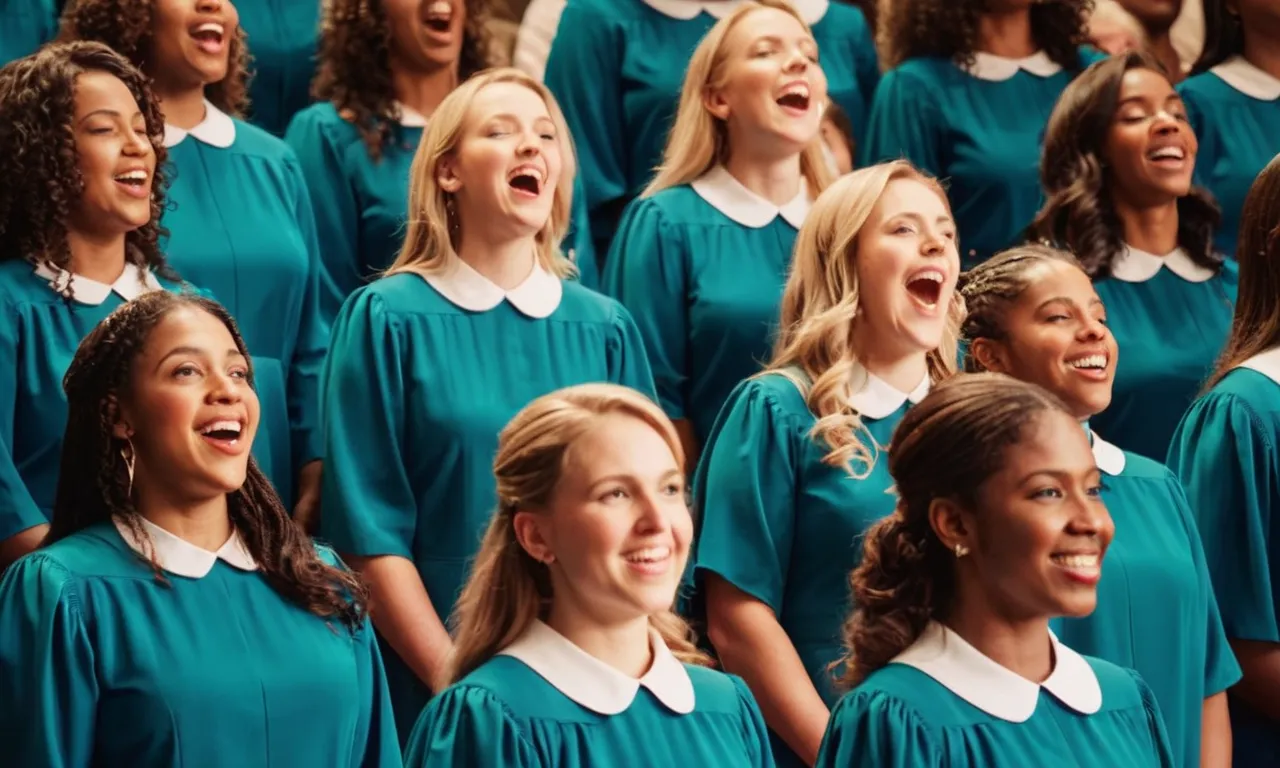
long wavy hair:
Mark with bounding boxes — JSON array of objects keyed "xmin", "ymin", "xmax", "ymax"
[
  {"xmin": 50, "ymin": 291, "xmax": 367, "ymax": 632},
  {"xmin": 1191, "ymin": 0, "xmax": 1244, "ymax": 74},
  {"xmin": 644, "ymin": 0, "xmax": 834, "ymax": 198},
  {"xmin": 1206, "ymin": 154, "xmax": 1280, "ymax": 389},
  {"xmin": 446, "ymin": 383, "xmax": 712, "ymax": 685},
  {"xmin": 1029, "ymin": 51, "xmax": 1221, "ymax": 279},
  {"xmin": 835, "ymin": 372, "xmax": 1072, "ymax": 688},
  {"xmin": 384, "ymin": 68, "xmax": 576, "ymax": 280},
  {"xmin": 0, "ymin": 41, "xmax": 175, "ymax": 294},
  {"xmin": 312, "ymin": 0, "xmax": 502, "ymax": 160},
  {"xmin": 765, "ymin": 160, "xmax": 963, "ymax": 477},
  {"xmin": 876, "ymin": 0, "xmax": 1093, "ymax": 71},
  {"xmin": 59, "ymin": 0, "xmax": 250, "ymax": 117}
]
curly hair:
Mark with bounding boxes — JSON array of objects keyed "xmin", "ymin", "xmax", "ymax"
[
  {"xmin": 1192, "ymin": 0, "xmax": 1243, "ymax": 74},
  {"xmin": 959, "ymin": 244, "xmax": 1086, "ymax": 372},
  {"xmin": 876, "ymin": 0, "xmax": 1093, "ymax": 72},
  {"xmin": 59, "ymin": 0, "xmax": 250, "ymax": 117},
  {"xmin": 834, "ymin": 372, "xmax": 1071, "ymax": 689},
  {"xmin": 1029, "ymin": 50, "xmax": 1222, "ymax": 279},
  {"xmin": 49, "ymin": 291, "xmax": 368, "ymax": 633},
  {"xmin": 0, "ymin": 41, "xmax": 175, "ymax": 292},
  {"xmin": 312, "ymin": 0, "xmax": 503, "ymax": 160}
]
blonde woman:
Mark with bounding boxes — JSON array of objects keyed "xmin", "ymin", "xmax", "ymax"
[
  {"xmin": 403, "ymin": 383, "xmax": 774, "ymax": 766},
  {"xmin": 319, "ymin": 68, "xmax": 657, "ymax": 744},
  {"xmin": 602, "ymin": 0, "xmax": 834, "ymax": 463},
  {"xmin": 693, "ymin": 160, "xmax": 963, "ymax": 767}
]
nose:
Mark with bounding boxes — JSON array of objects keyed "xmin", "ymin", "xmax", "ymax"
[
  {"xmin": 783, "ymin": 47, "xmax": 809, "ymax": 74},
  {"xmin": 1152, "ymin": 110, "xmax": 1182, "ymax": 135},
  {"xmin": 205, "ymin": 371, "xmax": 243, "ymax": 405},
  {"xmin": 632, "ymin": 489, "xmax": 674, "ymax": 535},
  {"xmin": 921, "ymin": 231, "xmax": 947, "ymax": 257},
  {"xmin": 123, "ymin": 126, "xmax": 152, "ymax": 156},
  {"xmin": 1066, "ymin": 492, "xmax": 1113, "ymax": 543},
  {"xmin": 1077, "ymin": 314, "xmax": 1108, "ymax": 341},
  {"xmin": 516, "ymin": 129, "xmax": 541, "ymax": 158},
  {"xmin": 196, "ymin": 0, "xmax": 222, "ymax": 11}
]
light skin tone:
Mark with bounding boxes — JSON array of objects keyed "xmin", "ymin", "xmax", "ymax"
[
  {"xmin": 382, "ymin": 0, "xmax": 465, "ymax": 120},
  {"xmin": 707, "ymin": 177, "xmax": 959, "ymax": 766},
  {"xmin": 514, "ymin": 413, "xmax": 692, "ymax": 677},
  {"xmin": 113, "ymin": 306, "xmax": 259, "ymax": 550},
  {"xmin": 1235, "ymin": 0, "xmax": 1280, "ymax": 82},
  {"xmin": 819, "ymin": 115, "xmax": 853, "ymax": 176},
  {"xmin": 1089, "ymin": 4, "xmax": 1146, "ymax": 55},
  {"xmin": 932, "ymin": 411, "xmax": 1113, "ymax": 682},
  {"xmin": 977, "ymin": 0, "xmax": 1039, "ymax": 60}
]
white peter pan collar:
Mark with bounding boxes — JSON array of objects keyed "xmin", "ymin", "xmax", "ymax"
[
  {"xmin": 965, "ymin": 51, "xmax": 1062, "ymax": 82},
  {"xmin": 642, "ymin": 0, "xmax": 829, "ymax": 23},
  {"xmin": 163, "ymin": 99, "xmax": 236, "ymax": 148},
  {"xmin": 1110, "ymin": 244, "xmax": 1215, "ymax": 283},
  {"xmin": 423, "ymin": 258, "xmax": 562, "ymax": 318},
  {"xmin": 113, "ymin": 515, "xmax": 258, "ymax": 578},
  {"xmin": 499, "ymin": 620, "xmax": 696, "ymax": 715},
  {"xmin": 848, "ymin": 364, "xmax": 930, "ymax": 420},
  {"xmin": 33, "ymin": 260, "xmax": 162, "ymax": 306},
  {"xmin": 692, "ymin": 165, "xmax": 811, "ymax": 229},
  {"xmin": 1236, "ymin": 346, "xmax": 1280, "ymax": 386},
  {"xmin": 393, "ymin": 101, "xmax": 428, "ymax": 128},
  {"xmin": 893, "ymin": 622, "xmax": 1102, "ymax": 723},
  {"xmin": 1088, "ymin": 428, "xmax": 1126, "ymax": 476},
  {"xmin": 1211, "ymin": 56, "xmax": 1280, "ymax": 101}
]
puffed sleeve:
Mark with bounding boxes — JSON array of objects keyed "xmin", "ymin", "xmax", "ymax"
[
  {"xmin": 319, "ymin": 289, "xmax": 414, "ymax": 559},
  {"xmin": 0, "ymin": 297, "xmax": 44, "ymax": 543},
  {"xmin": 693, "ymin": 377, "xmax": 801, "ymax": 613},
  {"xmin": 283, "ymin": 151, "xmax": 329, "ymax": 469},
  {"xmin": 285, "ymin": 106, "xmax": 365, "ymax": 324},
  {"xmin": 1128, "ymin": 669, "xmax": 1179, "ymax": 768},
  {"xmin": 730, "ymin": 674, "xmax": 777, "ymax": 768},
  {"xmin": 0, "ymin": 554, "xmax": 98, "ymax": 767},
  {"xmin": 402, "ymin": 685, "xmax": 542, "ymax": 767},
  {"xmin": 1167, "ymin": 392, "xmax": 1280, "ymax": 643},
  {"xmin": 603, "ymin": 198, "xmax": 688, "ymax": 420},
  {"xmin": 858, "ymin": 65, "xmax": 945, "ymax": 175},
  {"xmin": 815, "ymin": 689, "xmax": 940, "ymax": 768},
  {"xmin": 604, "ymin": 299, "xmax": 659, "ymax": 402}
]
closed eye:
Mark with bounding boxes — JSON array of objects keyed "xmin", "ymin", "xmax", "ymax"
[{"xmin": 1031, "ymin": 486, "xmax": 1064, "ymax": 500}]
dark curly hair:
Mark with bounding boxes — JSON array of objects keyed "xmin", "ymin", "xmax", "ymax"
[
  {"xmin": 1028, "ymin": 50, "xmax": 1222, "ymax": 279},
  {"xmin": 312, "ymin": 0, "xmax": 502, "ymax": 160},
  {"xmin": 59, "ymin": 0, "xmax": 250, "ymax": 117},
  {"xmin": 49, "ymin": 290, "xmax": 368, "ymax": 633},
  {"xmin": 876, "ymin": 0, "xmax": 1093, "ymax": 71},
  {"xmin": 959, "ymin": 244, "xmax": 1086, "ymax": 372},
  {"xmin": 0, "ymin": 41, "xmax": 175, "ymax": 292},
  {"xmin": 1192, "ymin": 0, "xmax": 1244, "ymax": 74},
  {"xmin": 834, "ymin": 372, "xmax": 1071, "ymax": 689}
]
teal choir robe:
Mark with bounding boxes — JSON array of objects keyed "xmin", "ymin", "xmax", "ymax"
[
  {"xmin": 236, "ymin": 0, "xmax": 322, "ymax": 136},
  {"xmin": 0, "ymin": 0, "xmax": 58, "ymax": 65}
]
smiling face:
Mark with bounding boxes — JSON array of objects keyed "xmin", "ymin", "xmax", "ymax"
[
  {"xmin": 384, "ymin": 0, "xmax": 466, "ymax": 72},
  {"xmin": 437, "ymin": 81, "xmax": 563, "ymax": 243},
  {"xmin": 854, "ymin": 178, "xmax": 960, "ymax": 360},
  {"xmin": 149, "ymin": 0, "xmax": 238, "ymax": 90},
  {"xmin": 116, "ymin": 305, "xmax": 259, "ymax": 505},
  {"xmin": 1103, "ymin": 66, "xmax": 1197, "ymax": 208},
  {"xmin": 68, "ymin": 70, "xmax": 157, "ymax": 240}
]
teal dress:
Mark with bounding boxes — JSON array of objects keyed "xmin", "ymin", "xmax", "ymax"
[
  {"xmin": 861, "ymin": 49, "xmax": 1103, "ymax": 267},
  {"xmin": 0, "ymin": 518, "xmax": 400, "ymax": 767},
  {"xmin": 544, "ymin": 0, "xmax": 878, "ymax": 255},
  {"xmin": 693, "ymin": 368, "xmax": 927, "ymax": 767},
  {"xmin": 404, "ymin": 620, "xmax": 775, "ymax": 766},
  {"xmin": 0, "ymin": 260, "xmax": 190, "ymax": 545},
  {"xmin": 602, "ymin": 167, "xmax": 809, "ymax": 443},
  {"xmin": 0, "ymin": 0, "xmax": 58, "ymax": 64},
  {"xmin": 1091, "ymin": 246, "xmax": 1236, "ymax": 461},
  {"xmin": 1167, "ymin": 348, "xmax": 1280, "ymax": 768},
  {"xmin": 237, "ymin": 0, "xmax": 322, "ymax": 136},
  {"xmin": 1049, "ymin": 431, "xmax": 1240, "ymax": 768},
  {"xmin": 1179, "ymin": 57, "xmax": 1280, "ymax": 259},
  {"xmin": 816, "ymin": 622, "xmax": 1177, "ymax": 767},
  {"xmin": 160, "ymin": 102, "xmax": 327, "ymax": 508},
  {"xmin": 319, "ymin": 262, "xmax": 656, "ymax": 743}
]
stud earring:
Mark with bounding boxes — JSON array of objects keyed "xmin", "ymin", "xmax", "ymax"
[
  {"xmin": 955, "ymin": 543, "xmax": 970, "ymax": 558},
  {"xmin": 121, "ymin": 438, "xmax": 136, "ymax": 498}
]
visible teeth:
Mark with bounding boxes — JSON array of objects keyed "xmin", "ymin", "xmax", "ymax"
[
  {"xmin": 114, "ymin": 170, "xmax": 147, "ymax": 182},
  {"xmin": 780, "ymin": 82, "xmax": 810, "ymax": 99},
  {"xmin": 1150, "ymin": 146, "xmax": 1185, "ymax": 160},
  {"xmin": 1053, "ymin": 554, "xmax": 1099, "ymax": 568},
  {"xmin": 200, "ymin": 420, "xmax": 241, "ymax": 436},
  {"xmin": 910, "ymin": 269, "xmax": 944, "ymax": 284},
  {"xmin": 1068, "ymin": 354, "xmax": 1107, "ymax": 370},
  {"xmin": 623, "ymin": 546, "xmax": 670, "ymax": 563},
  {"xmin": 194, "ymin": 22, "xmax": 224, "ymax": 36},
  {"xmin": 509, "ymin": 166, "xmax": 543, "ymax": 183},
  {"xmin": 426, "ymin": 1, "xmax": 452, "ymax": 19}
]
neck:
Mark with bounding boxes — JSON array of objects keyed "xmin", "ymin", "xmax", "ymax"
[
  {"xmin": 545, "ymin": 607, "xmax": 655, "ymax": 678},
  {"xmin": 977, "ymin": 8, "xmax": 1037, "ymax": 59},
  {"xmin": 391, "ymin": 62, "xmax": 459, "ymax": 120},
  {"xmin": 944, "ymin": 598, "xmax": 1054, "ymax": 683},
  {"xmin": 133, "ymin": 490, "xmax": 234, "ymax": 552},
  {"xmin": 65, "ymin": 229, "xmax": 128, "ymax": 284},
  {"xmin": 1115, "ymin": 198, "xmax": 1180, "ymax": 255},
  {"xmin": 155, "ymin": 85, "xmax": 208, "ymax": 130},
  {"xmin": 456, "ymin": 230, "xmax": 538, "ymax": 290},
  {"xmin": 1147, "ymin": 32, "xmax": 1183, "ymax": 83},
  {"xmin": 723, "ymin": 149, "xmax": 804, "ymax": 206},
  {"xmin": 854, "ymin": 331, "xmax": 930, "ymax": 394},
  {"xmin": 1243, "ymin": 30, "xmax": 1280, "ymax": 82}
]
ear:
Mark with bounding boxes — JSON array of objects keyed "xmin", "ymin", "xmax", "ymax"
[
  {"xmin": 436, "ymin": 155, "xmax": 462, "ymax": 194},
  {"xmin": 702, "ymin": 87, "xmax": 731, "ymax": 122},
  {"xmin": 969, "ymin": 338, "xmax": 1012, "ymax": 375},
  {"xmin": 928, "ymin": 497, "xmax": 975, "ymax": 558},
  {"xmin": 511, "ymin": 510, "xmax": 555, "ymax": 565},
  {"xmin": 107, "ymin": 394, "xmax": 133, "ymax": 441}
]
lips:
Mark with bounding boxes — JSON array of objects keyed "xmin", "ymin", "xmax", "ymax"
[
  {"xmin": 775, "ymin": 80, "xmax": 811, "ymax": 114},
  {"xmin": 905, "ymin": 267, "xmax": 946, "ymax": 311},
  {"xmin": 507, "ymin": 164, "xmax": 545, "ymax": 198},
  {"xmin": 622, "ymin": 545, "xmax": 673, "ymax": 576},
  {"xmin": 1050, "ymin": 551, "xmax": 1102, "ymax": 584},
  {"xmin": 113, "ymin": 168, "xmax": 151, "ymax": 199},
  {"xmin": 196, "ymin": 417, "xmax": 247, "ymax": 455},
  {"xmin": 423, "ymin": 0, "xmax": 453, "ymax": 34},
  {"xmin": 190, "ymin": 22, "xmax": 226, "ymax": 55},
  {"xmin": 1065, "ymin": 351, "xmax": 1111, "ymax": 381}
]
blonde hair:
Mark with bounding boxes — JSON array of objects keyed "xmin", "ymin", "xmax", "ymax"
[
  {"xmin": 766, "ymin": 160, "xmax": 963, "ymax": 477},
  {"xmin": 446, "ymin": 383, "xmax": 713, "ymax": 685},
  {"xmin": 385, "ymin": 68, "xmax": 576, "ymax": 280},
  {"xmin": 1089, "ymin": 0, "xmax": 1149, "ymax": 50},
  {"xmin": 643, "ymin": 0, "xmax": 835, "ymax": 198}
]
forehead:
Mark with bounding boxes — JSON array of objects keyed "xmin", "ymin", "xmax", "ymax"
[
  {"xmin": 139, "ymin": 306, "xmax": 236, "ymax": 356},
  {"xmin": 562, "ymin": 413, "xmax": 677, "ymax": 477},
  {"xmin": 1117, "ymin": 67, "xmax": 1176, "ymax": 100},
  {"xmin": 993, "ymin": 410, "xmax": 1095, "ymax": 479},
  {"xmin": 74, "ymin": 70, "xmax": 141, "ymax": 116},
  {"xmin": 724, "ymin": 7, "xmax": 811, "ymax": 47},
  {"xmin": 870, "ymin": 177, "xmax": 949, "ymax": 220},
  {"xmin": 466, "ymin": 82, "xmax": 552, "ymax": 125},
  {"xmin": 1013, "ymin": 259, "xmax": 1098, "ymax": 307}
]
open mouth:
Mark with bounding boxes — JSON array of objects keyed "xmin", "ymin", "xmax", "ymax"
[
  {"xmin": 622, "ymin": 545, "xmax": 672, "ymax": 575},
  {"xmin": 113, "ymin": 169, "xmax": 148, "ymax": 188},
  {"xmin": 1050, "ymin": 552, "xmax": 1102, "ymax": 583},
  {"xmin": 776, "ymin": 82, "xmax": 811, "ymax": 113},
  {"xmin": 1066, "ymin": 352, "xmax": 1110, "ymax": 380},
  {"xmin": 190, "ymin": 22, "xmax": 226, "ymax": 54},
  {"xmin": 197, "ymin": 419, "xmax": 244, "ymax": 452},
  {"xmin": 905, "ymin": 269, "xmax": 945, "ymax": 310},
  {"xmin": 507, "ymin": 166, "xmax": 543, "ymax": 197},
  {"xmin": 424, "ymin": 0, "xmax": 453, "ymax": 33},
  {"xmin": 1146, "ymin": 144, "xmax": 1187, "ymax": 168}
]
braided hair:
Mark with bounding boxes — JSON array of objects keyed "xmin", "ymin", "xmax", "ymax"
[{"xmin": 51, "ymin": 290, "xmax": 367, "ymax": 632}]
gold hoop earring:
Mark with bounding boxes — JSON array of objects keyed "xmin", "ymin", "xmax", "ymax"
[
  {"xmin": 955, "ymin": 543, "xmax": 970, "ymax": 558},
  {"xmin": 121, "ymin": 438, "xmax": 136, "ymax": 499}
]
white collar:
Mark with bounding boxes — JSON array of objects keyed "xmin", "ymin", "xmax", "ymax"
[
  {"xmin": 965, "ymin": 51, "xmax": 1063, "ymax": 82},
  {"xmin": 422, "ymin": 257, "xmax": 563, "ymax": 318},
  {"xmin": 393, "ymin": 101, "xmax": 428, "ymax": 128},
  {"xmin": 1210, "ymin": 56, "xmax": 1280, "ymax": 101},
  {"xmin": 1089, "ymin": 429, "xmax": 1126, "ymax": 476},
  {"xmin": 498, "ymin": 620, "xmax": 696, "ymax": 715},
  {"xmin": 33, "ymin": 261, "xmax": 163, "ymax": 306},
  {"xmin": 642, "ymin": 0, "xmax": 829, "ymax": 23},
  {"xmin": 848, "ymin": 364, "xmax": 930, "ymax": 420},
  {"xmin": 113, "ymin": 515, "xmax": 258, "ymax": 578},
  {"xmin": 691, "ymin": 165, "xmax": 811, "ymax": 229},
  {"xmin": 893, "ymin": 622, "xmax": 1102, "ymax": 723},
  {"xmin": 164, "ymin": 100, "xmax": 237, "ymax": 148},
  {"xmin": 1236, "ymin": 345, "xmax": 1280, "ymax": 386},
  {"xmin": 1110, "ymin": 244, "xmax": 1215, "ymax": 283}
]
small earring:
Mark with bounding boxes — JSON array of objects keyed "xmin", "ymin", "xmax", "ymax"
[
  {"xmin": 121, "ymin": 438, "xmax": 136, "ymax": 498},
  {"xmin": 955, "ymin": 543, "xmax": 970, "ymax": 558}
]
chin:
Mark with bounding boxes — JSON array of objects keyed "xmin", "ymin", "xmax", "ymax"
[{"xmin": 1054, "ymin": 594, "xmax": 1099, "ymax": 619}]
